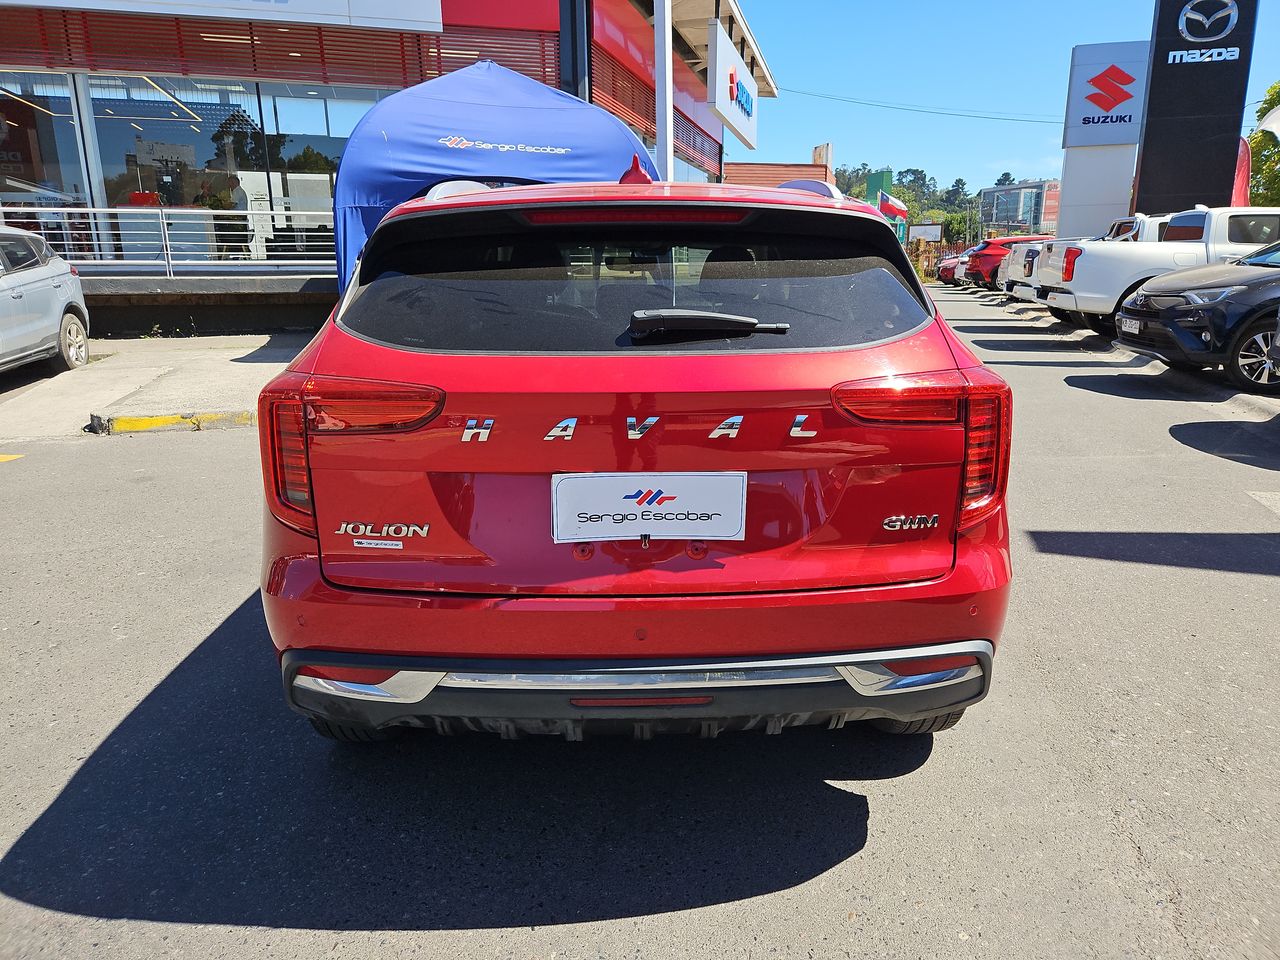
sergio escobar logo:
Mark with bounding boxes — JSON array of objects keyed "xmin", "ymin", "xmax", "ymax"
[
  {"xmin": 1168, "ymin": 0, "xmax": 1240, "ymax": 63},
  {"xmin": 438, "ymin": 135, "xmax": 572, "ymax": 155}
]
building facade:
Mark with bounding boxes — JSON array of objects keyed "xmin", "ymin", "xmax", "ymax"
[
  {"xmin": 977, "ymin": 178, "xmax": 1061, "ymax": 235},
  {"xmin": 0, "ymin": 0, "xmax": 773, "ymax": 232}
]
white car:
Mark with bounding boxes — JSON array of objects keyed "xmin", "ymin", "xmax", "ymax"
[
  {"xmin": 0, "ymin": 225, "xmax": 90, "ymax": 374},
  {"xmin": 1037, "ymin": 206, "xmax": 1280, "ymax": 336}
]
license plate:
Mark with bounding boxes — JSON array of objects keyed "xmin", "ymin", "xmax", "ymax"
[
  {"xmin": 1121, "ymin": 317, "xmax": 1141, "ymax": 334},
  {"xmin": 551, "ymin": 472, "xmax": 747, "ymax": 543}
]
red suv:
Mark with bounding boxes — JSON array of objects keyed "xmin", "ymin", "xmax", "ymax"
[
  {"xmin": 258, "ymin": 181, "xmax": 1012, "ymax": 743},
  {"xmin": 966, "ymin": 235, "xmax": 1053, "ymax": 290}
]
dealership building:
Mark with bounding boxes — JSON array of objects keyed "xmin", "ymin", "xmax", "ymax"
[
  {"xmin": 0, "ymin": 0, "xmax": 775, "ymax": 276},
  {"xmin": 977, "ymin": 178, "xmax": 1060, "ymax": 236}
]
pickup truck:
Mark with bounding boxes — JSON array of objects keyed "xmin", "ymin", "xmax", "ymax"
[{"xmin": 1036, "ymin": 207, "xmax": 1280, "ymax": 336}]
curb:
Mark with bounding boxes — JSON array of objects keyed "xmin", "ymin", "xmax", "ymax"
[{"xmin": 88, "ymin": 409, "xmax": 256, "ymax": 436}]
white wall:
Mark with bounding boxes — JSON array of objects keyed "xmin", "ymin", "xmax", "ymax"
[{"xmin": 1056, "ymin": 143, "xmax": 1138, "ymax": 239}]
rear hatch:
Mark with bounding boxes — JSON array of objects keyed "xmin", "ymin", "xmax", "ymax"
[
  {"xmin": 1038, "ymin": 241, "xmax": 1068, "ymax": 287},
  {"xmin": 294, "ymin": 199, "xmax": 983, "ymax": 597}
]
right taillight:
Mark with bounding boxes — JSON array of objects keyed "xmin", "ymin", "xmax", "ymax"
[
  {"xmin": 258, "ymin": 371, "xmax": 444, "ymax": 537},
  {"xmin": 958, "ymin": 366, "xmax": 1012, "ymax": 531},
  {"xmin": 1061, "ymin": 246, "xmax": 1083, "ymax": 282},
  {"xmin": 832, "ymin": 366, "xmax": 1012, "ymax": 532}
]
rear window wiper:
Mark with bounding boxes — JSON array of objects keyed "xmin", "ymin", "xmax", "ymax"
[{"xmin": 628, "ymin": 309, "xmax": 790, "ymax": 339}]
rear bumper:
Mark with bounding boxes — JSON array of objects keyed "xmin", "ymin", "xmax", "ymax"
[
  {"xmin": 284, "ymin": 640, "xmax": 993, "ymax": 736},
  {"xmin": 262, "ymin": 505, "xmax": 1011, "ymax": 732}
]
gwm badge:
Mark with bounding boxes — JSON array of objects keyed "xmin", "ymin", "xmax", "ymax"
[{"xmin": 882, "ymin": 514, "xmax": 940, "ymax": 531}]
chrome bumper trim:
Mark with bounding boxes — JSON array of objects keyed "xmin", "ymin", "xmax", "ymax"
[{"xmin": 290, "ymin": 641, "xmax": 992, "ymax": 703}]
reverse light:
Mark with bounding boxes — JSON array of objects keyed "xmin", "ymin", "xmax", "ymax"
[
  {"xmin": 523, "ymin": 206, "xmax": 748, "ymax": 225},
  {"xmin": 885, "ymin": 655, "xmax": 978, "ymax": 676},
  {"xmin": 831, "ymin": 366, "xmax": 1012, "ymax": 531},
  {"xmin": 1061, "ymin": 246, "xmax": 1084, "ymax": 282},
  {"xmin": 258, "ymin": 372, "xmax": 445, "ymax": 537},
  {"xmin": 298, "ymin": 665, "xmax": 398, "ymax": 684}
]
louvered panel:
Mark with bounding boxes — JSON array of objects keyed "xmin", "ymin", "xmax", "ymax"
[
  {"xmin": 0, "ymin": 8, "xmax": 558, "ymax": 89},
  {"xmin": 591, "ymin": 45, "xmax": 719, "ymax": 177}
]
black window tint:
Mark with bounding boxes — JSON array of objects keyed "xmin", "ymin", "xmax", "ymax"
[
  {"xmin": 342, "ymin": 228, "xmax": 932, "ymax": 354},
  {"xmin": 0, "ymin": 237, "xmax": 39, "ymax": 271},
  {"xmin": 1227, "ymin": 215, "xmax": 1280, "ymax": 245},
  {"xmin": 1164, "ymin": 214, "xmax": 1206, "ymax": 242}
]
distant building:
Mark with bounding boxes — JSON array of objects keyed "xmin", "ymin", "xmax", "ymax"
[
  {"xmin": 722, "ymin": 161, "xmax": 833, "ymax": 188},
  {"xmin": 978, "ymin": 178, "xmax": 1060, "ymax": 234}
]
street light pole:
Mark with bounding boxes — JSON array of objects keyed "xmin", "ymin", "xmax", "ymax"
[{"xmin": 653, "ymin": 0, "xmax": 674, "ymax": 181}]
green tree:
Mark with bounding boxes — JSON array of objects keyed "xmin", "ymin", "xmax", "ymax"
[
  {"xmin": 1248, "ymin": 80, "xmax": 1280, "ymax": 206},
  {"xmin": 943, "ymin": 178, "xmax": 969, "ymax": 206},
  {"xmin": 943, "ymin": 211, "xmax": 971, "ymax": 243},
  {"xmin": 834, "ymin": 162, "xmax": 870, "ymax": 198},
  {"xmin": 995, "ymin": 171, "xmax": 1016, "ymax": 186},
  {"xmin": 286, "ymin": 145, "xmax": 338, "ymax": 173}
]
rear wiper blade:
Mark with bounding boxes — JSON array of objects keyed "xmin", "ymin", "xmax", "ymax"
[{"xmin": 628, "ymin": 309, "xmax": 790, "ymax": 338}]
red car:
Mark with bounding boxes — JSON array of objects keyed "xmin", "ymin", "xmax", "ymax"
[
  {"xmin": 937, "ymin": 255, "xmax": 960, "ymax": 284},
  {"xmin": 258, "ymin": 180, "xmax": 1012, "ymax": 743},
  {"xmin": 966, "ymin": 235, "xmax": 1053, "ymax": 290}
]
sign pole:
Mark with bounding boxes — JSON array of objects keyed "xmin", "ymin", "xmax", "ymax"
[{"xmin": 654, "ymin": 0, "xmax": 674, "ymax": 181}]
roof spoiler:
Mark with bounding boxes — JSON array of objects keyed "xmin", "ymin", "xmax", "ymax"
[
  {"xmin": 777, "ymin": 179, "xmax": 844, "ymax": 200},
  {"xmin": 422, "ymin": 180, "xmax": 492, "ymax": 202}
]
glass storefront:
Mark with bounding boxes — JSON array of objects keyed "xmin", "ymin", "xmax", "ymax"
[
  {"xmin": 2, "ymin": 69, "xmax": 393, "ymax": 215},
  {"xmin": 0, "ymin": 71, "xmax": 89, "ymax": 206}
]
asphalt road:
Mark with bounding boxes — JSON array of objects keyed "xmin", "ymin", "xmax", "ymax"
[{"xmin": 1, "ymin": 288, "xmax": 1277, "ymax": 959}]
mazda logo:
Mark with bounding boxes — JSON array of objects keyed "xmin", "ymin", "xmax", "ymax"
[{"xmin": 1177, "ymin": 0, "xmax": 1239, "ymax": 42}]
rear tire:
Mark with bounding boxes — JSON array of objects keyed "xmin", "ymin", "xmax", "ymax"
[
  {"xmin": 307, "ymin": 717, "xmax": 402, "ymax": 742},
  {"xmin": 52, "ymin": 312, "xmax": 88, "ymax": 371},
  {"xmin": 871, "ymin": 710, "xmax": 965, "ymax": 735}
]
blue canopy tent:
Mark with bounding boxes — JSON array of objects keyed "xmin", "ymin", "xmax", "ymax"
[{"xmin": 332, "ymin": 60, "xmax": 659, "ymax": 289}]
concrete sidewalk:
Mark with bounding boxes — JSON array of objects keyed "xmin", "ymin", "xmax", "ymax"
[{"xmin": 0, "ymin": 334, "xmax": 308, "ymax": 441}]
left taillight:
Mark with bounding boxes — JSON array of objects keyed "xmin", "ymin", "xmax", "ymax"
[{"xmin": 258, "ymin": 372, "xmax": 444, "ymax": 537}]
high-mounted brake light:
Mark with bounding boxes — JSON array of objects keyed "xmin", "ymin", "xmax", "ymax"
[
  {"xmin": 831, "ymin": 366, "xmax": 1012, "ymax": 532},
  {"xmin": 523, "ymin": 207, "xmax": 748, "ymax": 225},
  {"xmin": 1061, "ymin": 246, "xmax": 1084, "ymax": 282},
  {"xmin": 258, "ymin": 373, "xmax": 445, "ymax": 537}
]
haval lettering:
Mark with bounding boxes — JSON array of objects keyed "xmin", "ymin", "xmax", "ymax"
[{"xmin": 258, "ymin": 181, "xmax": 1013, "ymax": 743}]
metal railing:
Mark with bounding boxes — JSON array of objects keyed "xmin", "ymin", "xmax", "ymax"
[{"xmin": 0, "ymin": 205, "xmax": 337, "ymax": 277}]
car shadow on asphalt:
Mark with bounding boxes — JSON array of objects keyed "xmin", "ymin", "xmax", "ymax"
[
  {"xmin": 1169, "ymin": 414, "xmax": 1280, "ymax": 472},
  {"xmin": 0, "ymin": 593, "xmax": 931, "ymax": 931},
  {"xmin": 950, "ymin": 323, "xmax": 1078, "ymax": 336},
  {"xmin": 971, "ymin": 336, "xmax": 1112, "ymax": 353},
  {"xmin": 1063, "ymin": 369, "xmax": 1217, "ymax": 401},
  {"xmin": 1027, "ymin": 531, "xmax": 1280, "ymax": 576},
  {"xmin": 229, "ymin": 332, "xmax": 312, "ymax": 364}
]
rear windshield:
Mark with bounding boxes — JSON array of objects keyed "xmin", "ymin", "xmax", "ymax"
[{"xmin": 341, "ymin": 223, "xmax": 931, "ymax": 353}]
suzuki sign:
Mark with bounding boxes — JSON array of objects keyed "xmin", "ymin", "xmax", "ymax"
[
  {"xmin": 1062, "ymin": 41, "xmax": 1151, "ymax": 148},
  {"xmin": 707, "ymin": 20, "xmax": 758, "ymax": 150}
]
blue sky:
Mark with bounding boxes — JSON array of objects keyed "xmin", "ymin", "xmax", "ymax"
[{"xmin": 732, "ymin": 0, "xmax": 1279, "ymax": 191}]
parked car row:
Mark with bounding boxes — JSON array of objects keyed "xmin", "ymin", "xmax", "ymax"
[{"xmin": 941, "ymin": 207, "xmax": 1280, "ymax": 394}]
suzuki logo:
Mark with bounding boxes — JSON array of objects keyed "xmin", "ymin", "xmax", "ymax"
[
  {"xmin": 624, "ymin": 489, "xmax": 677, "ymax": 507},
  {"xmin": 1177, "ymin": 0, "xmax": 1238, "ymax": 42},
  {"xmin": 1085, "ymin": 65, "xmax": 1135, "ymax": 112}
]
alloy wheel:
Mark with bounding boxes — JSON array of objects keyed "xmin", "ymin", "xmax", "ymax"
[
  {"xmin": 65, "ymin": 321, "xmax": 88, "ymax": 367},
  {"xmin": 1236, "ymin": 330, "xmax": 1275, "ymax": 385}
]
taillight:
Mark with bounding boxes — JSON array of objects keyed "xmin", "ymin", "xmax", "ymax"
[
  {"xmin": 1061, "ymin": 246, "xmax": 1083, "ymax": 282},
  {"xmin": 258, "ymin": 372, "xmax": 444, "ymax": 537},
  {"xmin": 832, "ymin": 366, "xmax": 1012, "ymax": 531},
  {"xmin": 832, "ymin": 370, "xmax": 968, "ymax": 423},
  {"xmin": 69, "ymin": 264, "xmax": 79, "ymax": 277},
  {"xmin": 958, "ymin": 366, "xmax": 1012, "ymax": 531}
]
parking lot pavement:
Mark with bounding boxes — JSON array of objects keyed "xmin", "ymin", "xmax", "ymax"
[
  {"xmin": 0, "ymin": 333, "xmax": 310, "ymax": 441},
  {"xmin": 0, "ymin": 292, "xmax": 1277, "ymax": 959}
]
